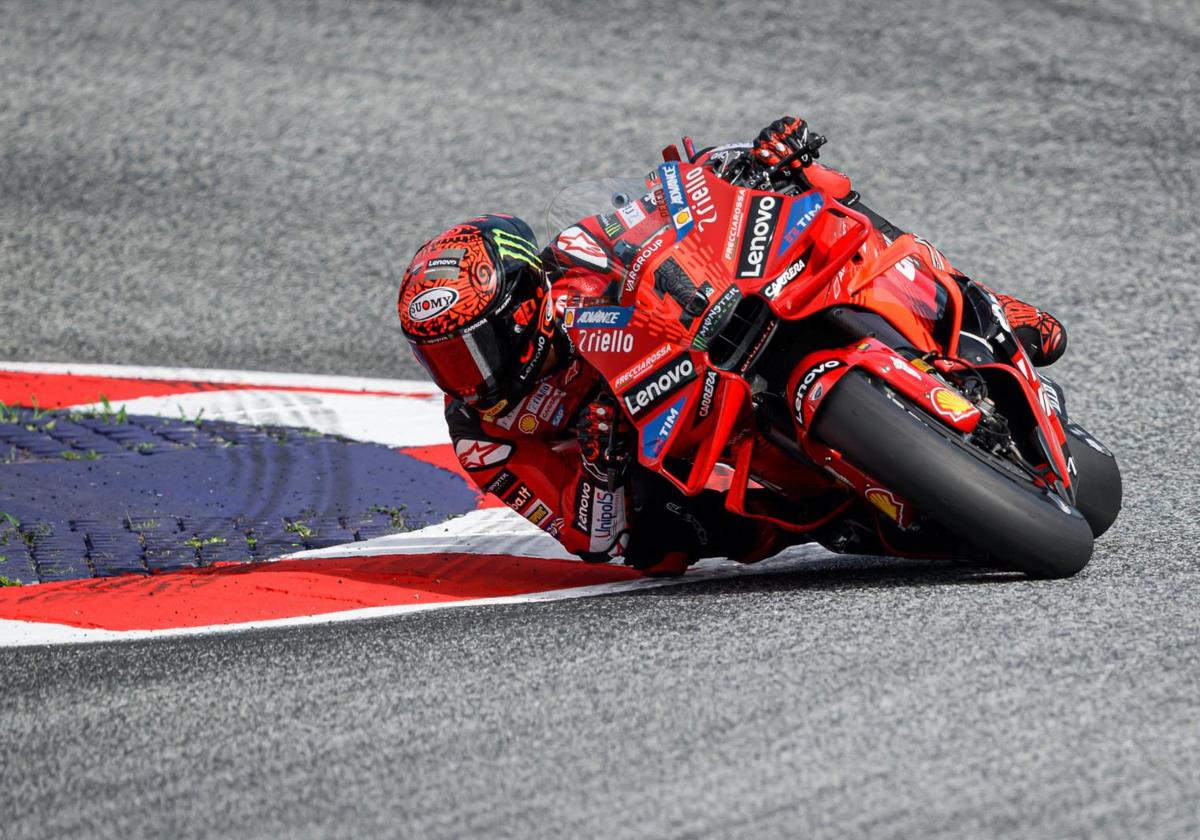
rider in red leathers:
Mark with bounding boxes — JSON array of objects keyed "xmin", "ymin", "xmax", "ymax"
[{"xmin": 397, "ymin": 117, "xmax": 1067, "ymax": 575}]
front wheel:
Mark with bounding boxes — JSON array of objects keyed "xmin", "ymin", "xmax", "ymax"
[{"xmin": 812, "ymin": 371, "xmax": 1093, "ymax": 578}]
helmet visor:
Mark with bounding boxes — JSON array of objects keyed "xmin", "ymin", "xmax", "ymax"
[{"xmin": 407, "ymin": 316, "xmax": 520, "ymax": 407}]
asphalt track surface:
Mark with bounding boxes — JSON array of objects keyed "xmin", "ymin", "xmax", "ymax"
[{"xmin": 2, "ymin": 0, "xmax": 1199, "ymax": 837}]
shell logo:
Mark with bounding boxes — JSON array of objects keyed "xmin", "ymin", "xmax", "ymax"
[
  {"xmin": 518, "ymin": 413, "xmax": 539, "ymax": 434},
  {"xmin": 930, "ymin": 386, "xmax": 976, "ymax": 422},
  {"xmin": 865, "ymin": 487, "xmax": 904, "ymax": 523},
  {"xmin": 674, "ymin": 208, "xmax": 692, "ymax": 227}
]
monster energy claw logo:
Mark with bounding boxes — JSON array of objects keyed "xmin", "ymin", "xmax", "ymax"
[{"xmin": 492, "ymin": 229, "xmax": 540, "ymax": 268}]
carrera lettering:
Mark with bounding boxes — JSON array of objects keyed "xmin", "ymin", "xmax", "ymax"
[
  {"xmin": 736, "ymin": 195, "xmax": 781, "ymax": 279},
  {"xmin": 763, "ymin": 255, "xmax": 807, "ymax": 299},
  {"xmin": 622, "ymin": 355, "xmax": 696, "ymax": 417},
  {"xmin": 698, "ymin": 370, "xmax": 719, "ymax": 418}
]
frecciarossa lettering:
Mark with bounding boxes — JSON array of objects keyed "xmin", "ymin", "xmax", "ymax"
[{"xmin": 621, "ymin": 354, "xmax": 696, "ymax": 416}]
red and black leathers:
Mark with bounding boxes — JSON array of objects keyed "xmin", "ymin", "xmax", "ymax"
[{"xmin": 445, "ymin": 206, "xmax": 780, "ymax": 572}]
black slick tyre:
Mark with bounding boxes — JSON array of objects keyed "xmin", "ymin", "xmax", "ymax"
[{"xmin": 812, "ymin": 371, "xmax": 1093, "ymax": 578}]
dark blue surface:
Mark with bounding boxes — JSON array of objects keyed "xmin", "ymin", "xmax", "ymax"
[{"xmin": 0, "ymin": 409, "xmax": 475, "ymax": 585}]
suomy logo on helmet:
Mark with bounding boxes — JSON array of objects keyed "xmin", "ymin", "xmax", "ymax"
[{"xmin": 408, "ymin": 287, "xmax": 460, "ymax": 322}]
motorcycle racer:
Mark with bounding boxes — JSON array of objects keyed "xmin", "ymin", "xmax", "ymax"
[{"xmin": 397, "ymin": 117, "xmax": 1067, "ymax": 575}]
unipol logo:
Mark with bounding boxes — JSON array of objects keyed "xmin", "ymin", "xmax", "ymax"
[{"xmin": 408, "ymin": 287, "xmax": 459, "ymax": 322}]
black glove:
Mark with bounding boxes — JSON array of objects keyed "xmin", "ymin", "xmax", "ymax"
[
  {"xmin": 578, "ymin": 390, "xmax": 632, "ymax": 489},
  {"xmin": 753, "ymin": 116, "xmax": 818, "ymax": 170}
]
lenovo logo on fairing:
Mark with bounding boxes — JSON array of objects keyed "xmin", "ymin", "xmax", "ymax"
[
  {"xmin": 621, "ymin": 355, "xmax": 695, "ymax": 416},
  {"xmin": 736, "ymin": 195, "xmax": 781, "ymax": 278}
]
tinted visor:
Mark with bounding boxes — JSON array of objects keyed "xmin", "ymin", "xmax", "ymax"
[{"xmin": 408, "ymin": 318, "xmax": 518, "ymax": 406}]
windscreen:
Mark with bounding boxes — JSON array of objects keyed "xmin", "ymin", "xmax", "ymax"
[{"xmin": 545, "ymin": 176, "xmax": 656, "ymax": 240}]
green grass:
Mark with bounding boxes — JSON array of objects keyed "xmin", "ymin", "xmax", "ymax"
[
  {"xmin": 369, "ymin": 504, "xmax": 408, "ymax": 530},
  {"xmin": 97, "ymin": 395, "xmax": 127, "ymax": 424},
  {"xmin": 284, "ymin": 520, "xmax": 313, "ymax": 539},
  {"xmin": 60, "ymin": 449, "xmax": 99, "ymax": 461},
  {"xmin": 0, "ymin": 575, "xmax": 21, "ymax": 587},
  {"xmin": 184, "ymin": 535, "xmax": 228, "ymax": 549}
]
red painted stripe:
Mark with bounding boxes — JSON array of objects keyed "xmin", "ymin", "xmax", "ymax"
[
  {"xmin": 0, "ymin": 371, "xmax": 436, "ymax": 409},
  {"xmin": 0, "ymin": 553, "xmax": 640, "ymax": 631}
]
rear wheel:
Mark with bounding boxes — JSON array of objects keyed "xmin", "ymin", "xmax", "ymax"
[{"xmin": 812, "ymin": 371, "xmax": 1093, "ymax": 578}]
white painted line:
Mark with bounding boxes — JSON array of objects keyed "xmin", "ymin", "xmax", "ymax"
[
  {"xmin": 0, "ymin": 361, "xmax": 434, "ymax": 394},
  {"xmin": 0, "ymin": 546, "xmax": 833, "ymax": 647},
  {"xmin": 286, "ymin": 507, "xmax": 576, "ymax": 561},
  {"xmin": 85, "ymin": 389, "xmax": 452, "ymax": 448}
]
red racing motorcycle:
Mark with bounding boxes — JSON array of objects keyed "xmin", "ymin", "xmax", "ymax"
[{"xmin": 554, "ymin": 132, "xmax": 1121, "ymax": 577}]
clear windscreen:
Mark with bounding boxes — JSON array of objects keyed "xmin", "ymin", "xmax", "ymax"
[{"xmin": 545, "ymin": 176, "xmax": 656, "ymax": 239}]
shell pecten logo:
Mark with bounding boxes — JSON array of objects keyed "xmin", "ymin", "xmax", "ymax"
[
  {"xmin": 930, "ymin": 386, "xmax": 976, "ymax": 422},
  {"xmin": 865, "ymin": 487, "xmax": 904, "ymax": 523}
]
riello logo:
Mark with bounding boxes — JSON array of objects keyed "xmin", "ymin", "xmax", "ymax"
[
  {"xmin": 408, "ymin": 287, "xmax": 459, "ymax": 322},
  {"xmin": 622, "ymin": 354, "xmax": 695, "ymax": 416}
]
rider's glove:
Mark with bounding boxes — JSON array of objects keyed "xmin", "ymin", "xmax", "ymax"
[
  {"xmin": 578, "ymin": 390, "xmax": 632, "ymax": 489},
  {"xmin": 753, "ymin": 116, "xmax": 816, "ymax": 170}
]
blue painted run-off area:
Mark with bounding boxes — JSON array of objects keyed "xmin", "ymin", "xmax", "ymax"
[{"xmin": 0, "ymin": 408, "xmax": 475, "ymax": 585}]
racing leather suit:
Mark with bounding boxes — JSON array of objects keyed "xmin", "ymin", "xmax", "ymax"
[{"xmin": 445, "ymin": 198, "xmax": 776, "ymax": 570}]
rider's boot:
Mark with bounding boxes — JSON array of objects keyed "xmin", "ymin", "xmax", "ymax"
[{"xmin": 994, "ymin": 293, "xmax": 1067, "ymax": 367}]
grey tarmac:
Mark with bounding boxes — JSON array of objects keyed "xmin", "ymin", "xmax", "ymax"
[{"xmin": 1, "ymin": 1, "xmax": 1198, "ymax": 837}]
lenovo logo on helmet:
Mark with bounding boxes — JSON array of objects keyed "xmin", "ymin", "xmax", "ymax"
[
  {"xmin": 622, "ymin": 354, "xmax": 695, "ymax": 417},
  {"xmin": 408, "ymin": 287, "xmax": 459, "ymax": 322},
  {"xmin": 736, "ymin": 195, "xmax": 781, "ymax": 279}
]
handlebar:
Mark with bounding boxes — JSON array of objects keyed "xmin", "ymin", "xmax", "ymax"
[{"xmin": 764, "ymin": 132, "xmax": 827, "ymax": 175}]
